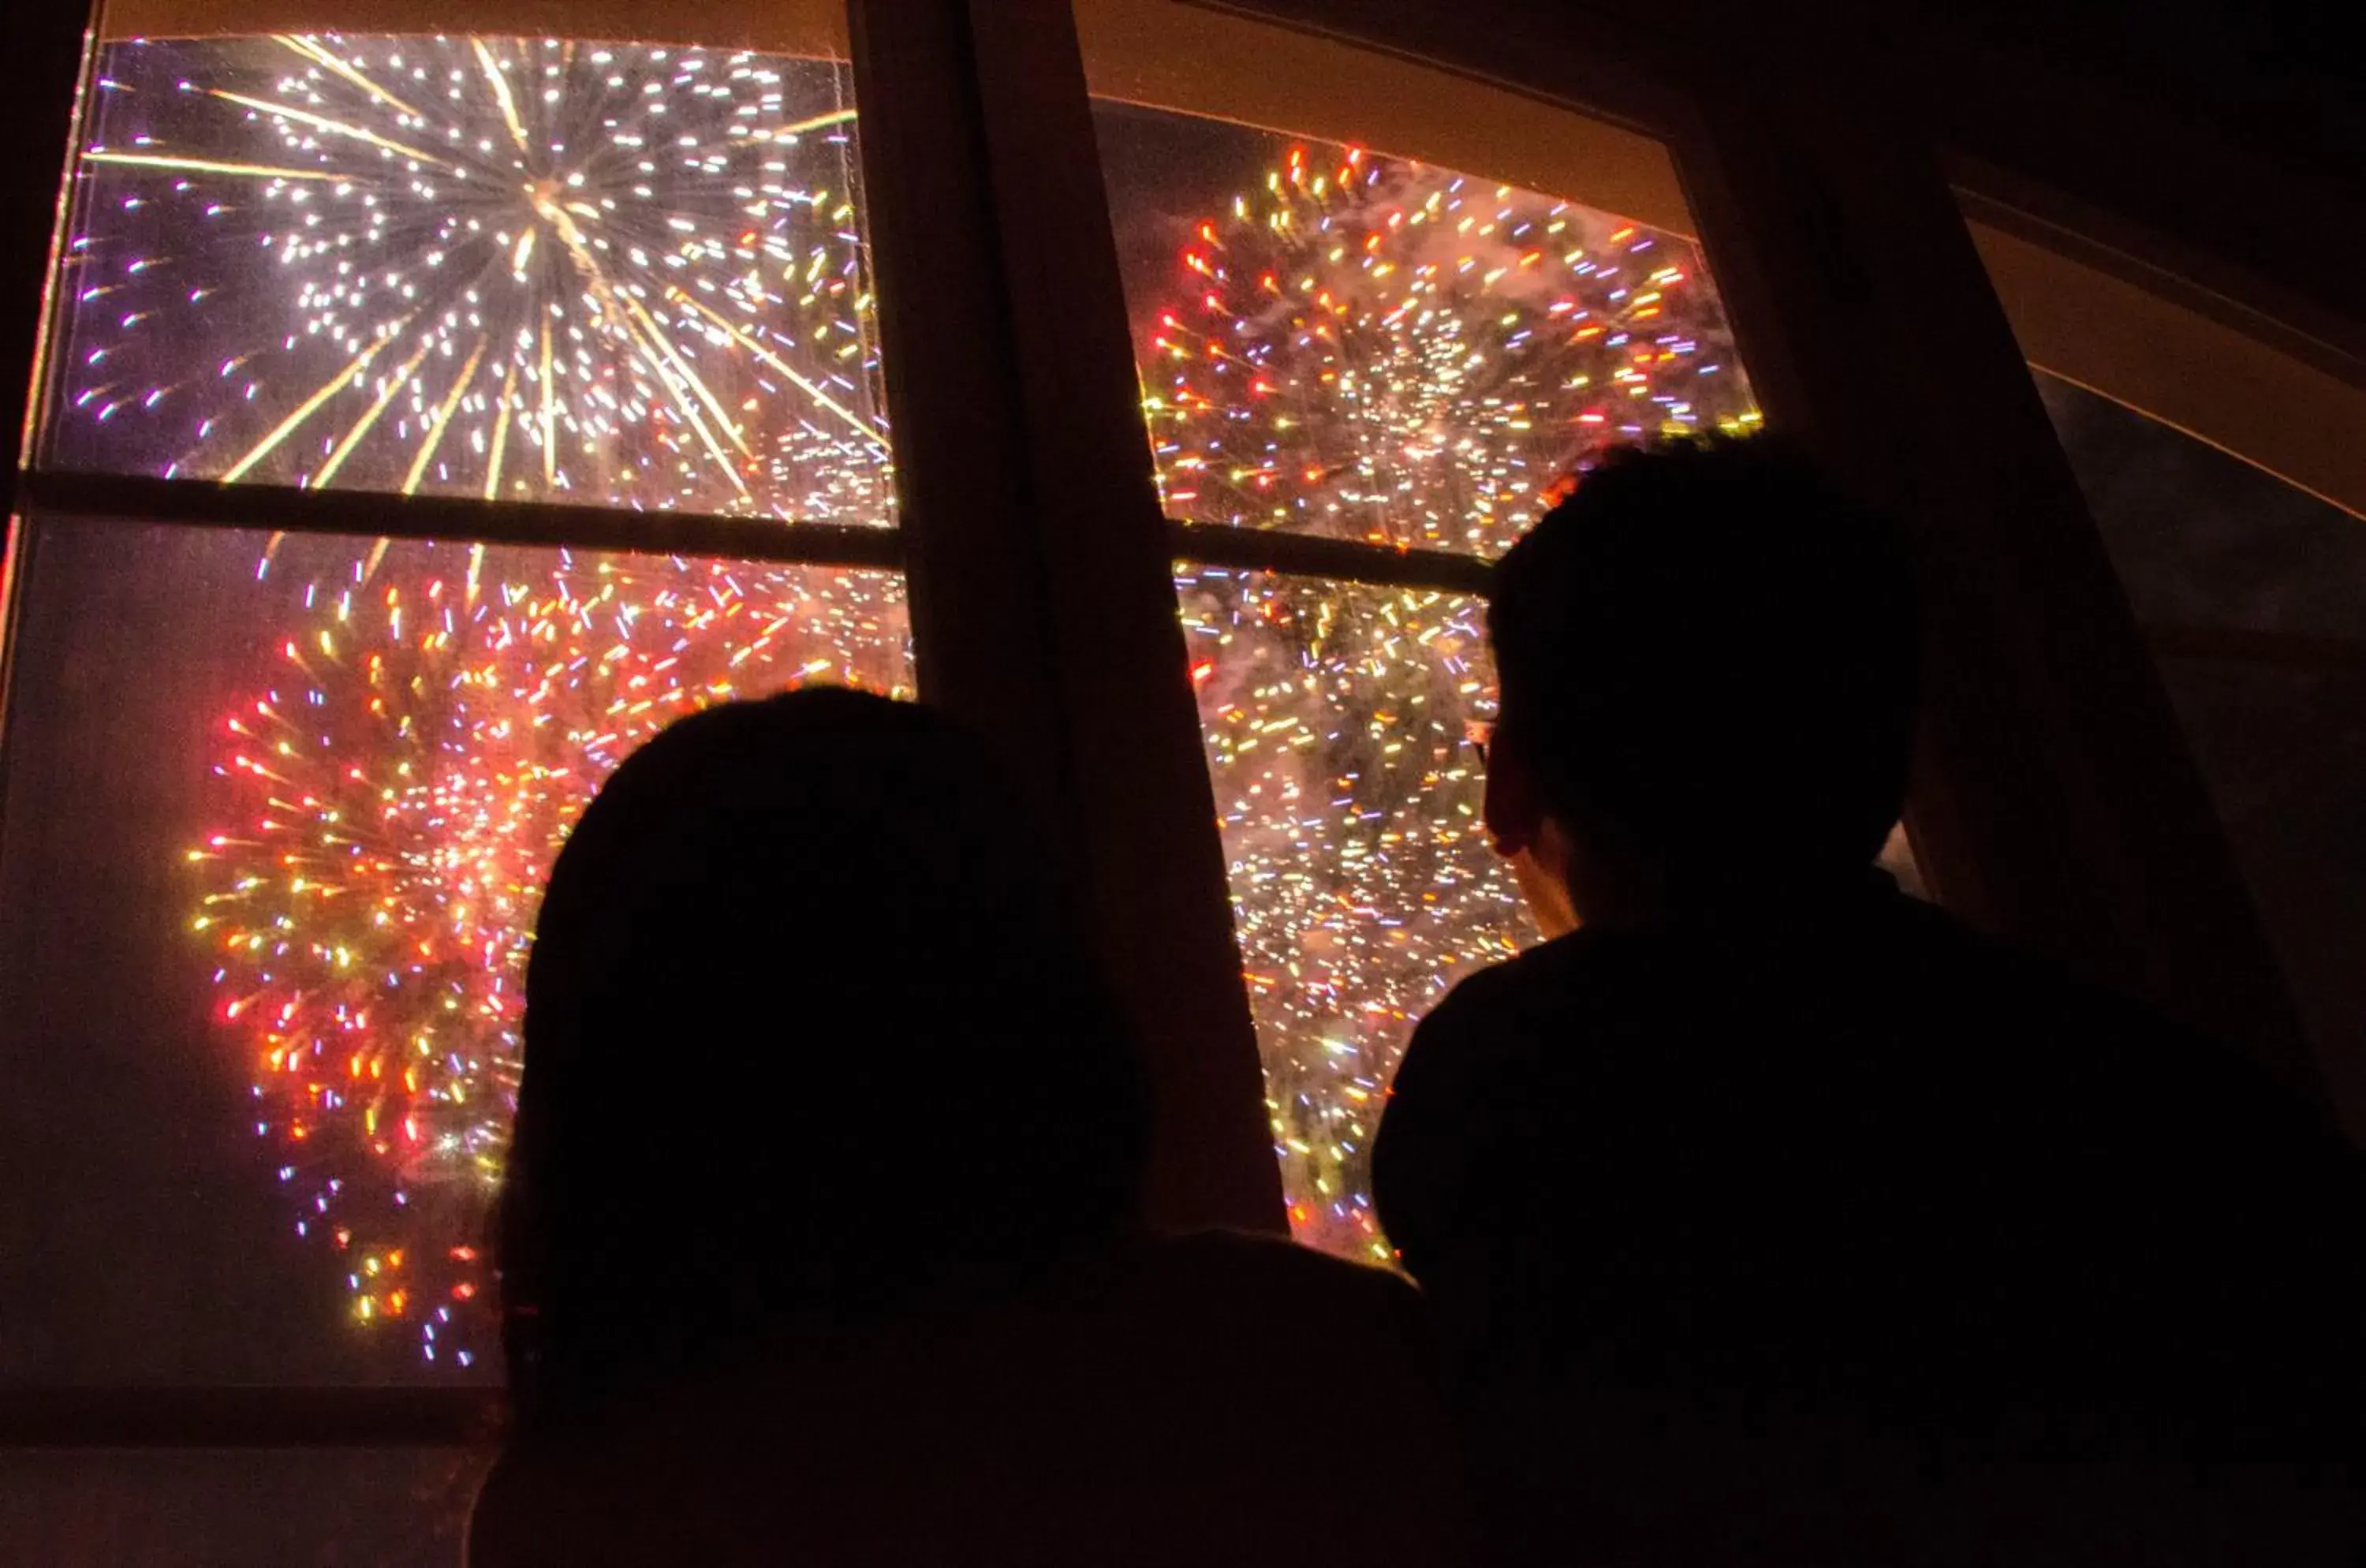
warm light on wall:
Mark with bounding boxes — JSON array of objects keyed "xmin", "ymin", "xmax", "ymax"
[
  {"xmin": 1969, "ymin": 218, "xmax": 2366, "ymax": 523},
  {"xmin": 1074, "ymin": 0, "xmax": 1695, "ymax": 238}
]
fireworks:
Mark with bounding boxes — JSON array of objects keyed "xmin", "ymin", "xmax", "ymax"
[
  {"xmin": 1140, "ymin": 142, "xmax": 1757, "ymax": 558},
  {"xmin": 46, "ymin": 33, "xmax": 906, "ymax": 1367},
  {"xmin": 1150, "ymin": 143, "xmax": 1759, "ymax": 1257},
  {"xmin": 65, "ymin": 56, "xmax": 1765, "ymax": 1352},
  {"xmin": 190, "ymin": 541, "xmax": 909, "ymax": 1365},
  {"xmin": 58, "ymin": 35, "xmax": 889, "ymax": 520},
  {"xmin": 1180, "ymin": 569, "xmax": 1528, "ymax": 1260}
]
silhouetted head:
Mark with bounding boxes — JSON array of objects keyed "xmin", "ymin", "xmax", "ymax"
[
  {"xmin": 1484, "ymin": 438, "xmax": 1919, "ymax": 922},
  {"xmin": 499, "ymin": 689, "xmax": 1148, "ymax": 1424}
]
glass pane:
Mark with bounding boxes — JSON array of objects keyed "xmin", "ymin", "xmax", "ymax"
[
  {"xmin": 2025, "ymin": 373, "xmax": 2366, "ymax": 1138},
  {"xmin": 1965, "ymin": 218, "xmax": 2366, "ymax": 543},
  {"xmin": 2035, "ymin": 373, "xmax": 2366, "ymax": 640},
  {"xmin": 0, "ymin": 517, "xmax": 909, "ymax": 1383},
  {"xmin": 1177, "ymin": 566, "xmax": 1534, "ymax": 1260},
  {"xmin": 1087, "ymin": 9, "xmax": 1757, "ymax": 559},
  {"xmin": 41, "ymin": 29, "xmax": 890, "ymax": 525},
  {"xmin": 0, "ymin": 1447, "xmax": 487, "ymax": 1568}
]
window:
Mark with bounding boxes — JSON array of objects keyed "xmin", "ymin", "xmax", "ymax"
[
  {"xmin": 48, "ymin": 30, "xmax": 883, "ymax": 519},
  {"xmin": 1078, "ymin": 0, "xmax": 1786, "ymax": 1258},
  {"xmin": 0, "ymin": 521, "xmax": 907, "ymax": 1385},
  {"xmin": 1964, "ymin": 198, "xmax": 2366, "ymax": 1134},
  {"xmin": 5, "ymin": 0, "xmax": 906, "ymax": 1417},
  {"xmin": 7, "ymin": 1, "xmax": 2309, "ymax": 1558},
  {"xmin": 2028, "ymin": 375, "xmax": 2366, "ymax": 1139},
  {"xmin": 1089, "ymin": 84, "xmax": 1759, "ymax": 558},
  {"xmin": 1178, "ymin": 567, "xmax": 1517, "ymax": 1255}
]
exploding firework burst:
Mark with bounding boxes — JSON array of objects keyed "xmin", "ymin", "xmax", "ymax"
[
  {"xmin": 113, "ymin": 73, "xmax": 1765, "ymax": 1349},
  {"xmin": 1143, "ymin": 139, "xmax": 1759, "ymax": 1257},
  {"xmin": 1179, "ymin": 567, "xmax": 1527, "ymax": 1260},
  {"xmin": 189, "ymin": 542, "xmax": 909, "ymax": 1364},
  {"xmin": 48, "ymin": 32, "xmax": 908, "ymax": 1367},
  {"xmin": 1140, "ymin": 141, "xmax": 1757, "ymax": 558},
  {"xmin": 57, "ymin": 34, "xmax": 890, "ymax": 520}
]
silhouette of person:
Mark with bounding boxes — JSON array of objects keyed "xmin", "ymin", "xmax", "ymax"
[
  {"xmin": 469, "ymin": 689, "xmax": 1467, "ymax": 1568},
  {"xmin": 1371, "ymin": 439, "xmax": 2365, "ymax": 1567}
]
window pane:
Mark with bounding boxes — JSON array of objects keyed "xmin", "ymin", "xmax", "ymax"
[
  {"xmin": 2035, "ymin": 373, "xmax": 2366, "ymax": 641},
  {"xmin": 1965, "ymin": 217, "xmax": 2366, "ymax": 537},
  {"xmin": 0, "ymin": 517, "xmax": 909, "ymax": 1383},
  {"xmin": 1088, "ymin": 12, "xmax": 1757, "ymax": 559},
  {"xmin": 1968, "ymin": 207, "xmax": 2366, "ymax": 1134},
  {"xmin": 41, "ymin": 29, "xmax": 890, "ymax": 525},
  {"xmin": 0, "ymin": 1447, "xmax": 487, "ymax": 1568},
  {"xmin": 2025, "ymin": 375, "xmax": 2366, "ymax": 1137},
  {"xmin": 1177, "ymin": 566, "xmax": 1533, "ymax": 1260}
]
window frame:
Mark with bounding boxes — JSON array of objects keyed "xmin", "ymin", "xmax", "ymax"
[
  {"xmin": 0, "ymin": 0, "xmax": 2323, "ymax": 1462},
  {"xmin": 0, "ymin": 0, "xmax": 920, "ymax": 1450},
  {"xmin": 1945, "ymin": 185, "xmax": 2366, "ymax": 722},
  {"xmin": 1957, "ymin": 187, "xmax": 2366, "ymax": 525},
  {"xmin": 1035, "ymin": 0, "xmax": 2317, "ymax": 1089}
]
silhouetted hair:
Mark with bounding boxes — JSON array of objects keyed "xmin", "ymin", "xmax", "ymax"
[
  {"xmin": 1489, "ymin": 438, "xmax": 1919, "ymax": 882},
  {"xmin": 499, "ymin": 689, "xmax": 1149, "ymax": 1426}
]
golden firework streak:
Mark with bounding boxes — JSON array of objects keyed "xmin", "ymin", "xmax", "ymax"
[
  {"xmin": 485, "ymin": 363, "xmax": 518, "ymax": 500},
  {"xmin": 472, "ymin": 39, "xmax": 533, "ymax": 155},
  {"xmin": 537, "ymin": 320, "xmax": 556, "ymax": 487},
  {"xmin": 80, "ymin": 151, "xmax": 334, "ymax": 181},
  {"xmin": 312, "ymin": 334, "xmax": 436, "ymax": 487},
  {"xmin": 222, "ymin": 331, "xmax": 400, "ymax": 483},
  {"xmin": 534, "ymin": 192, "xmax": 752, "ymax": 497},
  {"xmin": 274, "ymin": 35, "xmax": 427, "ymax": 122},
  {"xmin": 665, "ymin": 287, "xmax": 886, "ymax": 450},
  {"xmin": 755, "ymin": 107, "xmax": 860, "ymax": 140},
  {"xmin": 206, "ymin": 90, "xmax": 448, "ymax": 169},
  {"xmin": 401, "ymin": 336, "xmax": 490, "ymax": 495}
]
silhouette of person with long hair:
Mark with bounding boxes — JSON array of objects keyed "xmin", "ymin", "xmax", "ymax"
[
  {"xmin": 1373, "ymin": 439, "xmax": 2364, "ymax": 1567},
  {"xmin": 471, "ymin": 689, "xmax": 1466, "ymax": 1568}
]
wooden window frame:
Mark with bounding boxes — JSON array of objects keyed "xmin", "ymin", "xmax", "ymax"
[
  {"xmin": 1216, "ymin": 0, "xmax": 2310, "ymax": 1084},
  {"xmin": 0, "ymin": 0, "xmax": 2319, "ymax": 1458}
]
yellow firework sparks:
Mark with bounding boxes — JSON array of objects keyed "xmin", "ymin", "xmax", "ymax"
[{"xmin": 65, "ymin": 35, "xmax": 894, "ymax": 524}]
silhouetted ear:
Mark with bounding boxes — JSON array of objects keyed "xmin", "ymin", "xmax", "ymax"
[{"xmin": 1483, "ymin": 734, "xmax": 1543, "ymax": 859}]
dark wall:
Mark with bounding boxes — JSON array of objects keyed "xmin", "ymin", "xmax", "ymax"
[{"xmin": 1229, "ymin": 0, "xmax": 2365, "ymax": 357}]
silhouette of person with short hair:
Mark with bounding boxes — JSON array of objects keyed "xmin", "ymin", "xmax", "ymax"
[
  {"xmin": 471, "ymin": 689, "xmax": 1467, "ymax": 1568},
  {"xmin": 1372, "ymin": 439, "xmax": 2364, "ymax": 1567}
]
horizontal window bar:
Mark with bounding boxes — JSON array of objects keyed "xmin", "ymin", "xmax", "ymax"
[
  {"xmin": 14, "ymin": 470, "xmax": 905, "ymax": 572},
  {"xmin": 1166, "ymin": 520, "xmax": 1495, "ymax": 595},
  {"xmin": 0, "ymin": 1387, "xmax": 502, "ymax": 1448}
]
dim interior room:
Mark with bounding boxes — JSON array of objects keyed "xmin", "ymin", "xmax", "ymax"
[{"xmin": 0, "ymin": 0, "xmax": 2359, "ymax": 1562}]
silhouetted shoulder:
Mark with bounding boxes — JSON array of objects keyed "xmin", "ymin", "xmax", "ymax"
[
  {"xmin": 1371, "ymin": 929, "xmax": 1635, "ymax": 1286},
  {"xmin": 1872, "ymin": 894, "xmax": 2352, "ymax": 1167},
  {"xmin": 1379, "ymin": 885, "xmax": 2364, "ymax": 1445},
  {"xmin": 1379, "ymin": 930, "xmax": 1630, "ymax": 1131}
]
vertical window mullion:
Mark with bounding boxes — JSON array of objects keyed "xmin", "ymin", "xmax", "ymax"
[
  {"xmin": 1, "ymin": 3, "xmax": 95, "ymax": 747},
  {"xmin": 846, "ymin": 0, "xmax": 1286, "ymax": 1232},
  {"xmin": 0, "ymin": 2, "xmax": 88, "ymax": 483},
  {"xmin": 1666, "ymin": 55, "xmax": 2316, "ymax": 1091}
]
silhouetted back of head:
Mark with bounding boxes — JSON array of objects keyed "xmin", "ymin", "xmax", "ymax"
[
  {"xmin": 1490, "ymin": 438, "xmax": 1918, "ymax": 890},
  {"xmin": 502, "ymin": 689, "xmax": 1148, "ymax": 1425}
]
